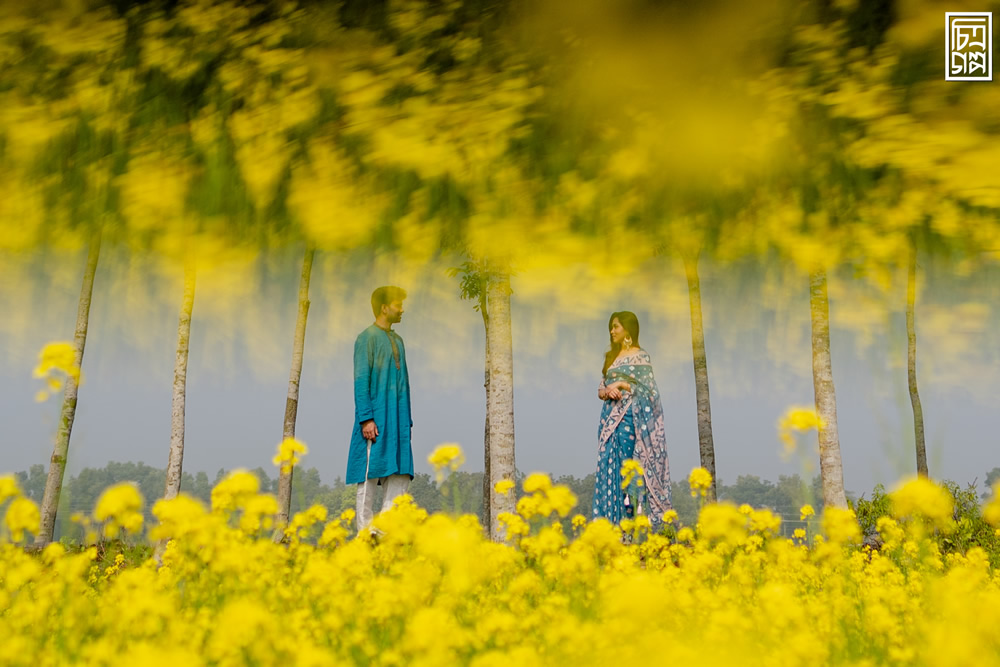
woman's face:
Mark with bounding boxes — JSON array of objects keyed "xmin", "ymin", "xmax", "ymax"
[{"xmin": 609, "ymin": 318, "xmax": 626, "ymax": 344}]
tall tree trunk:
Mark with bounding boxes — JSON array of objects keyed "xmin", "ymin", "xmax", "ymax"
[
  {"xmin": 683, "ymin": 254, "xmax": 717, "ymax": 500},
  {"xmin": 809, "ymin": 270, "xmax": 847, "ymax": 508},
  {"xmin": 35, "ymin": 231, "xmax": 102, "ymax": 547},
  {"xmin": 480, "ymin": 290, "xmax": 492, "ymax": 529},
  {"xmin": 486, "ymin": 272, "xmax": 515, "ymax": 541},
  {"xmin": 907, "ymin": 239, "xmax": 928, "ymax": 478},
  {"xmin": 164, "ymin": 263, "xmax": 197, "ymax": 501},
  {"xmin": 274, "ymin": 246, "xmax": 315, "ymax": 542}
]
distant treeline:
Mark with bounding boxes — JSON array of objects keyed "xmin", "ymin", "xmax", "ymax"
[{"xmin": 14, "ymin": 462, "xmax": 1000, "ymax": 542}]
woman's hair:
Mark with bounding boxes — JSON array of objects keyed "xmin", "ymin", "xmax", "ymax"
[{"xmin": 602, "ymin": 311, "xmax": 640, "ymax": 376}]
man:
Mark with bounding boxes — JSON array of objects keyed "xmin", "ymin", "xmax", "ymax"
[{"xmin": 346, "ymin": 285, "xmax": 414, "ymax": 531}]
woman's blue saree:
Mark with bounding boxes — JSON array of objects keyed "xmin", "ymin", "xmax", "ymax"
[{"xmin": 592, "ymin": 350, "xmax": 673, "ymax": 528}]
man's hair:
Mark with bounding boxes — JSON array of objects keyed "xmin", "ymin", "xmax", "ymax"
[{"xmin": 371, "ymin": 285, "xmax": 407, "ymax": 317}]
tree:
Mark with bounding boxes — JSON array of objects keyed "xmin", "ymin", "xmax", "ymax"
[
  {"xmin": 449, "ymin": 261, "xmax": 495, "ymax": 525},
  {"xmin": 118, "ymin": 143, "xmax": 201, "ymax": 509},
  {"xmin": 35, "ymin": 234, "xmax": 102, "ymax": 545},
  {"xmin": 0, "ymin": 2, "xmax": 130, "ymax": 547},
  {"xmin": 985, "ymin": 468, "xmax": 1000, "ymax": 500},
  {"xmin": 906, "ymin": 234, "xmax": 927, "ymax": 477},
  {"xmin": 809, "ymin": 270, "xmax": 848, "ymax": 507},
  {"xmin": 15, "ymin": 465, "xmax": 47, "ymax": 504},
  {"xmin": 484, "ymin": 269, "xmax": 516, "ymax": 537},
  {"xmin": 274, "ymin": 245, "xmax": 315, "ymax": 539},
  {"xmin": 164, "ymin": 262, "xmax": 196, "ymax": 501},
  {"xmin": 683, "ymin": 251, "xmax": 718, "ymax": 501}
]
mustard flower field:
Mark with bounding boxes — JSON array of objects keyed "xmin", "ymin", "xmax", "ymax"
[{"xmin": 3, "ymin": 454, "xmax": 1000, "ymax": 667}]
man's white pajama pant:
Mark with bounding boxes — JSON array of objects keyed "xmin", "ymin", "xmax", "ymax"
[{"xmin": 356, "ymin": 442, "xmax": 410, "ymax": 531}]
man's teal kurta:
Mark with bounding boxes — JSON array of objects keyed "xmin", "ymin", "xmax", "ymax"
[{"xmin": 346, "ymin": 324, "xmax": 414, "ymax": 484}]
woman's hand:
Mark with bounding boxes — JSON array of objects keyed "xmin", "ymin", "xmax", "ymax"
[{"xmin": 605, "ymin": 381, "xmax": 632, "ymax": 400}]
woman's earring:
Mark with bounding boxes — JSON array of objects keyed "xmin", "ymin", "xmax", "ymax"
[{"xmin": 623, "ymin": 336, "xmax": 633, "ymax": 350}]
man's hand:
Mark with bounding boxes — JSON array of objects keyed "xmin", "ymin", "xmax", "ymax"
[{"xmin": 362, "ymin": 419, "xmax": 378, "ymax": 442}]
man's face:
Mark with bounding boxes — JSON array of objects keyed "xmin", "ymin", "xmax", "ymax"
[{"xmin": 384, "ymin": 300, "xmax": 404, "ymax": 324}]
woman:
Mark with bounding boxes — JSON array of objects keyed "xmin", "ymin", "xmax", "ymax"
[{"xmin": 593, "ymin": 311, "xmax": 672, "ymax": 527}]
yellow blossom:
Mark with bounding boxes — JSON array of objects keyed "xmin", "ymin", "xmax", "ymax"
[
  {"xmin": 800, "ymin": 504, "xmax": 815, "ymax": 521},
  {"xmin": 428, "ymin": 443, "xmax": 465, "ymax": 482},
  {"xmin": 149, "ymin": 494, "xmax": 208, "ymax": 541},
  {"xmin": 32, "ymin": 341, "xmax": 80, "ymax": 401},
  {"xmin": 697, "ymin": 502, "xmax": 746, "ymax": 544},
  {"xmin": 272, "ymin": 437, "xmax": 308, "ymax": 474},
  {"xmin": 522, "ymin": 473, "xmax": 552, "ymax": 494},
  {"xmin": 516, "ymin": 474, "xmax": 577, "ymax": 520},
  {"xmin": 890, "ymin": 477, "xmax": 955, "ymax": 532},
  {"xmin": 620, "ymin": 459, "xmax": 645, "ymax": 490},
  {"xmin": 821, "ymin": 507, "xmax": 861, "ymax": 545},
  {"xmin": 984, "ymin": 483, "xmax": 1000, "ymax": 527},
  {"xmin": 0, "ymin": 457, "xmax": 998, "ymax": 664},
  {"xmin": 749, "ymin": 508, "xmax": 782, "ymax": 535},
  {"xmin": 211, "ymin": 470, "xmax": 260, "ymax": 514},
  {"xmin": 497, "ymin": 511, "xmax": 530, "ymax": 540},
  {"xmin": 0, "ymin": 475, "xmax": 22, "ymax": 503},
  {"xmin": 94, "ymin": 483, "xmax": 144, "ymax": 538},
  {"xmin": 494, "ymin": 479, "xmax": 515, "ymax": 495},
  {"xmin": 777, "ymin": 406, "xmax": 824, "ymax": 457},
  {"xmin": 5, "ymin": 497, "xmax": 40, "ymax": 542},
  {"xmin": 688, "ymin": 467, "xmax": 713, "ymax": 498},
  {"xmin": 285, "ymin": 504, "xmax": 328, "ymax": 539},
  {"xmin": 318, "ymin": 514, "xmax": 351, "ymax": 547},
  {"xmin": 239, "ymin": 494, "xmax": 279, "ymax": 534}
]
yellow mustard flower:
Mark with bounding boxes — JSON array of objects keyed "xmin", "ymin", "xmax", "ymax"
[
  {"xmin": 5, "ymin": 497, "xmax": 40, "ymax": 542},
  {"xmin": 749, "ymin": 508, "xmax": 782, "ymax": 535},
  {"xmin": 777, "ymin": 406, "xmax": 824, "ymax": 457},
  {"xmin": 620, "ymin": 459, "xmax": 645, "ymax": 490},
  {"xmin": 821, "ymin": 507, "xmax": 861, "ymax": 545},
  {"xmin": 94, "ymin": 483, "xmax": 144, "ymax": 538},
  {"xmin": 494, "ymin": 479, "xmax": 515, "ymax": 496},
  {"xmin": 697, "ymin": 502, "xmax": 746, "ymax": 544},
  {"xmin": 428, "ymin": 443, "xmax": 465, "ymax": 482},
  {"xmin": 688, "ymin": 467, "xmax": 713, "ymax": 498},
  {"xmin": 239, "ymin": 494, "xmax": 278, "ymax": 534},
  {"xmin": 890, "ymin": 477, "xmax": 955, "ymax": 532},
  {"xmin": 32, "ymin": 341, "xmax": 81, "ymax": 401},
  {"xmin": 285, "ymin": 504, "xmax": 329, "ymax": 539},
  {"xmin": 522, "ymin": 473, "xmax": 552, "ymax": 494},
  {"xmin": 0, "ymin": 474, "xmax": 22, "ymax": 503},
  {"xmin": 984, "ymin": 484, "xmax": 1000, "ymax": 527},
  {"xmin": 211, "ymin": 470, "xmax": 260, "ymax": 514},
  {"xmin": 497, "ymin": 511, "xmax": 529, "ymax": 540},
  {"xmin": 272, "ymin": 437, "xmax": 308, "ymax": 474},
  {"xmin": 149, "ymin": 494, "xmax": 207, "ymax": 541}
]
